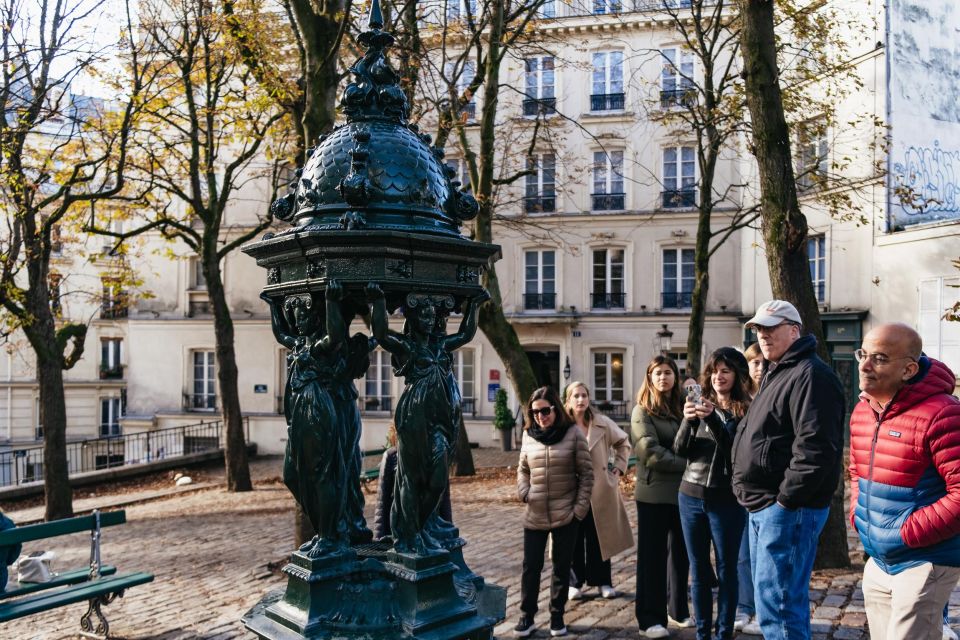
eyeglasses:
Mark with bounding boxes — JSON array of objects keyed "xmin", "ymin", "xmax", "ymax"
[
  {"xmin": 854, "ymin": 349, "xmax": 916, "ymax": 367},
  {"xmin": 752, "ymin": 322, "xmax": 797, "ymax": 336},
  {"xmin": 531, "ymin": 406, "xmax": 554, "ymax": 418}
]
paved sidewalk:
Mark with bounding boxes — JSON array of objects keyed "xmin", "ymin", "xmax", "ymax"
[{"xmin": 0, "ymin": 450, "xmax": 956, "ymax": 639}]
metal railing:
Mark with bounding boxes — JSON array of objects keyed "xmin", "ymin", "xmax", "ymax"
[
  {"xmin": 99, "ymin": 303, "xmax": 128, "ymax": 320},
  {"xmin": 660, "ymin": 88, "xmax": 697, "ymax": 110},
  {"xmin": 0, "ymin": 419, "xmax": 231, "ymax": 488},
  {"xmin": 524, "ymin": 292, "xmax": 557, "ymax": 311},
  {"xmin": 594, "ymin": 400, "xmax": 630, "ymax": 421},
  {"xmin": 592, "ymin": 192, "xmax": 626, "ymax": 211},
  {"xmin": 524, "ymin": 195, "xmax": 556, "ymax": 213},
  {"xmin": 522, "ymin": 97, "xmax": 557, "ymax": 116},
  {"xmin": 592, "ymin": 292, "xmax": 626, "ymax": 309},
  {"xmin": 99, "ymin": 365, "xmax": 123, "ymax": 380},
  {"xmin": 662, "ymin": 291, "xmax": 693, "ymax": 309},
  {"xmin": 662, "ymin": 189, "xmax": 696, "ymax": 209},
  {"xmin": 460, "ymin": 102, "xmax": 477, "ymax": 122},
  {"xmin": 461, "ymin": 397, "xmax": 477, "ymax": 417},
  {"xmin": 360, "ymin": 396, "xmax": 393, "ymax": 415},
  {"xmin": 590, "ymin": 92, "xmax": 625, "ymax": 111},
  {"xmin": 184, "ymin": 392, "xmax": 217, "ymax": 412}
]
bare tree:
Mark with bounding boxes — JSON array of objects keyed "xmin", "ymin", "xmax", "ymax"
[{"xmin": 0, "ymin": 0, "xmax": 149, "ymax": 520}]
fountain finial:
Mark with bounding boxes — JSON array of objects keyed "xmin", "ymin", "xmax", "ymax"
[{"xmin": 368, "ymin": 0, "xmax": 384, "ymax": 30}]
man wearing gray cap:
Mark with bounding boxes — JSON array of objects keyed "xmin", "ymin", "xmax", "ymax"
[{"xmin": 731, "ymin": 300, "xmax": 844, "ymax": 640}]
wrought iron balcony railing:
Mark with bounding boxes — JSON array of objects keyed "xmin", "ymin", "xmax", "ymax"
[
  {"xmin": 184, "ymin": 392, "xmax": 217, "ymax": 411},
  {"xmin": 661, "ymin": 189, "xmax": 696, "ymax": 209},
  {"xmin": 524, "ymin": 292, "xmax": 557, "ymax": 311},
  {"xmin": 592, "ymin": 192, "xmax": 626, "ymax": 211},
  {"xmin": 361, "ymin": 396, "xmax": 393, "ymax": 414},
  {"xmin": 522, "ymin": 97, "xmax": 557, "ymax": 117},
  {"xmin": 524, "ymin": 195, "xmax": 556, "ymax": 213},
  {"xmin": 662, "ymin": 291, "xmax": 693, "ymax": 309},
  {"xmin": 591, "ymin": 292, "xmax": 626, "ymax": 309},
  {"xmin": 660, "ymin": 88, "xmax": 697, "ymax": 110},
  {"xmin": 594, "ymin": 400, "xmax": 629, "ymax": 421},
  {"xmin": 590, "ymin": 92, "xmax": 625, "ymax": 112}
]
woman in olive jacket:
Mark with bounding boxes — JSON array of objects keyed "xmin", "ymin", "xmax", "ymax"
[
  {"xmin": 515, "ymin": 386, "xmax": 594, "ymax": 638},
  {"xmin": 673, "ymin": 347, "xmax": 752, "ymax": 640},
  {"xmin": 632, "ymin": 355, "xmax": 691, "ymax": 639}
]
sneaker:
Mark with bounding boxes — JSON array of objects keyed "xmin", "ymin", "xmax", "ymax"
[
  {"xmin": 669, "ymin": 617, "xmax": 695, "ymax": 629},
  {"xmin": 514, "ymin": 616, "xmax": 535, "ymax": 637},
  {"xmin": 734, "ymin": 613, "xmax": 750, "ymax": 631},
  {"xmin": 742, "ymin": 619, "xmax": 763, "ymax": 635},
  {"xmin": 600, "ymin": 585, "xmax": 618, "ymax": 599},
  {"xmin": 944, "ymin": 625, "xmax": 958, "ymax": 640},
  {"xmin": 567, "ymin": 586, "xmax": 582, "ymax": 600},
  {"xmin": 640, "ymin": 624, "xmax": 670, "ymax": 639},
  {"xmin": 550, "ymin": 615, "xmax": 567, "ymax": 637}
]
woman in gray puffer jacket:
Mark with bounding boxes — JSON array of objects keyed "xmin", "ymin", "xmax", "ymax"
[{"xmin": 515, "ymin": 386, "xmax": 593, "ymax": 639}]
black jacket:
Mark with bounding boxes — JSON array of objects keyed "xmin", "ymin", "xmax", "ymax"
[
  {"xmin": 674, "ymin": 408, "xmax": 739, "ymax": 501},
  {"xmin": 731, "ymin": 334, "xmax": 844, "ymax": 512}
]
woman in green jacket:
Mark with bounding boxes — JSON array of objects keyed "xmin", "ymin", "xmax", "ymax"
[{"xmin": 632, "ymin": 355, "xmax": 691, "ymax": 638}]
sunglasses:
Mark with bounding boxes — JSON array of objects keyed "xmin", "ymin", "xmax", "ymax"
[{"xmin": 531, "ymin": 406, "xmax": 554, "ymax": 418}]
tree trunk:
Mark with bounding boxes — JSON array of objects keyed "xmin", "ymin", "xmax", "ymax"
[
  {"xmin": 38, "ymin": 355, "xmax": 72, "ymax": 521},
  {"xmin": 289, "ymin": 0, "xmax": 344, "ymax": 148},
  {"xmin": 452, "ymin": 419, "xmax": 475, "ymax": 477},
  {"xmin": 738, "ymin": 0, "xmax": 848, "ymax": 569},
  {"xmin": 686, "ymin": 200, "xmax": 713, "ymax": 380},
  {"xmin": 207, "ymin": 263, "xmax": 252, "ymax": 492}
]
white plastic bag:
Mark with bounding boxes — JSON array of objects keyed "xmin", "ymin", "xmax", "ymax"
[{"xmin": 16, "ymin": 550, "xmax": 56, "ymax": 583}]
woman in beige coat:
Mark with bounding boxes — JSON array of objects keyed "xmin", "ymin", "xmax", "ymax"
[
  {"xmin": 564, "ymin": 381, "xmax": 634, "ymax": 601},
  {"xmin": 515, "ymin": 386, "xmax": 593, "ymax": 638}
]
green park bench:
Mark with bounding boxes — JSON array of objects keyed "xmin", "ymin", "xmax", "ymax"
[
  {"xmin": 0, "ymin": 509, "xmax": 153, "ymax": 639},
  {"xmin": 360, "ymin": 447, "xmax": 387, "ymax": 488}
]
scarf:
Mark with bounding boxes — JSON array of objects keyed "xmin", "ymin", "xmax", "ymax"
[{"xmin": 526, "ymin": 419, "xmax": 571, "ymax": 446}]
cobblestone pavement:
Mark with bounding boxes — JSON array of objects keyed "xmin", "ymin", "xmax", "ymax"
[{"xmin": 2, "ymin": 450, "xmax": 958, "ymax": 640}]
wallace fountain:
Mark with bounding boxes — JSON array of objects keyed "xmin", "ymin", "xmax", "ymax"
[{"xmin": 241, "ymin": 2, "xmax": 505, "ymax": 639}]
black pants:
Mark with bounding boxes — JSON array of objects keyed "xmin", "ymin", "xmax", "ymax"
[
  {"xmin": 521, "ymin": 519, "xmax": 580, "ymax": 618},
  {"xmin": 635, "ymin": 500, "xmax": 690, "ymax": 630},
  {"xmin": 571, "ymin": 507, "xmax": 611, "ymax": 588}
]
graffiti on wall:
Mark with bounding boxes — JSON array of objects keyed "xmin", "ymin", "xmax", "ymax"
[{"xmin": 887, "ymin": 0, "xmax": 960, "ymax": 228}]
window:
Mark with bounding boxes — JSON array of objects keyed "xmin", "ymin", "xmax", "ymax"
[
  {"xmin": 363, "ymin": 349, "xmax": 392, "ymax": 413},
  {"xmin": 101, "ymin": 219, "xmax": 123, "ymax": 255},
  {"xmin": 591, "ymin": 51, "xmax": 624, "ymax": 111},
  {"xmin": 445, "ymin": 157, "xmax": 470, "ymax": 189},
  {"xmin": 592, "ymin": 248, "xmax": 625, "ymax": 309},
  {"xmin": 455, "ymin": 350, "xmax": 476, "ymax": 415},
  {"xmin": 667, "ymin": 351, "xmax": 689, "ymax": 377},
  {"xmin": 100, "ymin": 397, "xmax": 122, "ymax": 437},
  {"xmin": 662, "ymin": 248, "xmax": 694, "ymax": 309},
  {"xmin": 593, "ymin": 0, "xmax": 622, "ymax": 15},
  {"xmin": 523, "ymin": 56, "xmax": 556, "ymax": 116},
  {"xmin": 538, "ymin": 0, "xmax": 556, "ymax": 18},
  {"xmin": 35, "ymin": 397, "xmax": 42, "ymax": 441},
  {"xmin": 592, "ymin": 150, "xmax": 625, "ymax": 211},
  {"xmin": 447, "ymin": 0, "xmax": 479, "ymax": 21},
  {"xmin": 524, "ymin": 250, "xmax": 556, "ymax": 310},
  {"xmin": 447, "ymin": 60, "xmax": 477, "ymax": 122},
  {"xmin": 525, "ymin": 153, "xmax": 556, "ymax": 213},
  {"xmin": 797, "ymin": 121, "xmax": 828, "ymax": 190},
  {"xmin": 919, "ymin": 277, "xmax": 960, "ymax": 371},
  {"xmin": 100, "ymin": 338, "xmax": 123, "ymax": 379},
  {"xmin": 808, "ymin": 235, "xmax": 826, "ymax": 303},
  {"xmin": 49, "ymin": 272, "xmax": 61, "ymax": 315},
  {"xmin": 190, "ymin": 350, "xmax": 216, "ymax": 410},
  {"xmin": 100, "ymin": 276, "xmax": 128, "ymax": 319},
  {"xmin": 593, "ymin": 351, "xmax": 624, "ymax": 402},
  {"xmin": 660, "ymin": 48, "xmax": 695, "ymax": 109},
  {"xmin": 41, "ymin": 215, "xmax": 62, "ymax": 254},
  {"xmin": 662, "ymin": 146, "xmax": 696, "ymax": 208},
  {"xmin": 189, "ymin": 256, "xmax": 207, "ymax": 290}
]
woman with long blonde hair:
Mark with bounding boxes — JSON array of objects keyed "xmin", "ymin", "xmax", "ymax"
[{"xmin": 632, "ymin": 355, "xmax": 691, "ymax": 638}]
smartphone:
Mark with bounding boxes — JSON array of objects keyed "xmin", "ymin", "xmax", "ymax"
[{"xmin": 686, "ymin": 383, "xmax": 702, "ymax": 405}]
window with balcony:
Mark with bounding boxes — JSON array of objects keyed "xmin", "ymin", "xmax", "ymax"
[
  {"xmin": 591, "ymin": 51, "xmax": 624, "ymax": 112},
  {"xmin": 187, "ymin": 256, "xmax": 211, "ymax": 317},
  {"xmin": 523, "ymin": 56, "xmax": 556, "ymax": 116},
  {"xmin": 662, "ymin": 248, "xmax": 694, "ymax": 309},
  {"xmin": 525, "ymin": 153, "xmax": 556, "ymax": 213},
  {"xmin": 592, "ymin": 150, "xmax": 625, "ymax": 211},
  {"xmin": 363, "ymin": 349, "xmax": 392, "ymax": 413},
  {"xmin": 538, "ymin": 0, "xmax": 557, "ymax": 17},
  {"xmin": 455, "ymin": 349, "xmax": 476, "ymax": 416},
  {"xmin": 808, "ymin": 235, "xmax": 826, "ymax": 303},
  {"xmin": 592, "ymin": 248, "xmax": 625, "ymax": 309},
  {"xmin": 796, "ymin": 120, "xmax": 828, "ymax": 190},
  {"xmin": 101, "ymin": 338, "xmax": 123, "ymax": 379},
  {"xmin": 919, "ymin": 276, "xmax": 960, "ymax": 367},
  {"xmin": 100, "ymin": 276, "xmax": 128, "ymax": 319},
  {"xmin": 446, "ymin": 0, "xmax": 479, "ymax": 21},
  {"xmin": 660, "ymin": 48, "xmax": 695, "ymax": 109},
  {"xmin": 524, "ymin": 250, "xmax": 556, "ymax": 311},
  {"xmin": 662, "ymin": 146, "xmax": 696, "ymax": 208},
  {"xmin": 188, "ymin": 350, "xmax": 216, "ymax": 410},
  {"xmin": 593, "ymin": 0, "xmax": 622, "ymax": 14},
  {"xmin": 446, "ymin": 60, "xmax": 477, "ymax": 122},
  {"xmin": 593, "ymin": 350, "xmax": 627, "ymax": 419},
  {"xmin": 100, "ymin": 396, "xmax": 122, "ymax": 437}
]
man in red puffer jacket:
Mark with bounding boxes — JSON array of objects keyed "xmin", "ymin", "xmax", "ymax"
[{"xmin": 849, "ymin": 323, "xmax": 960, "ymax": 640}]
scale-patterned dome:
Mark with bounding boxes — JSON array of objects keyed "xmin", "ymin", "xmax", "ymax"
[{"xmin": 270, "ymin": 9, "xmax": 478, "ymax": 237}]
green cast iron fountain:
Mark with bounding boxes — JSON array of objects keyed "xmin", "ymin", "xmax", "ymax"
[{"xmin": 241, "ymin": 2, "xmax": 503, "ymax": 639}]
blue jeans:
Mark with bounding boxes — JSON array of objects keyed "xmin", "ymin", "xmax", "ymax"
[
  {"xmin": 679, "ymin": 493, "xmax": 746, "ymax": 640},
  {"xmin": 737, "ymin": 522, "xmax": 754, "ymax": 617},
  {"xmin": 749, "ymin": 504, "xmax": 829, "ymax": 640}
]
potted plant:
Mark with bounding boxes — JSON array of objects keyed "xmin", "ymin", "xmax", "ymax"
[{"xmin": 493, "ymin": 388, "xmax": 515, "ymax": 452}]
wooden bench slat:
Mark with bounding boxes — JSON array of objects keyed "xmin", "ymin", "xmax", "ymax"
[
  {"xmin": 0, "ymin": 511, "xmax": 126, "ymax": 546},
  {"xmin": 0, "ymin": 566, "xmax": 117, "ymax": 602},
  {"xmin": 0, "ymin": 572, "xmax": 154, "ymax": 622}
]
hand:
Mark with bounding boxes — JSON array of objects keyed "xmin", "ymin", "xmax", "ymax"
[
  {"xmin": 325, "ymin": 279, "xmax": 343, "ymax": 301},
  {"xmin": 365, "ymin": 282, "xmax": 384, "ymax": 301},
  {"xmin": 694, "ymin": 398, "xmax": 715, "ymax": 418},
  {"xmin": 683, "ymin": 400, "xmax": 699, "ymax": 420}
]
